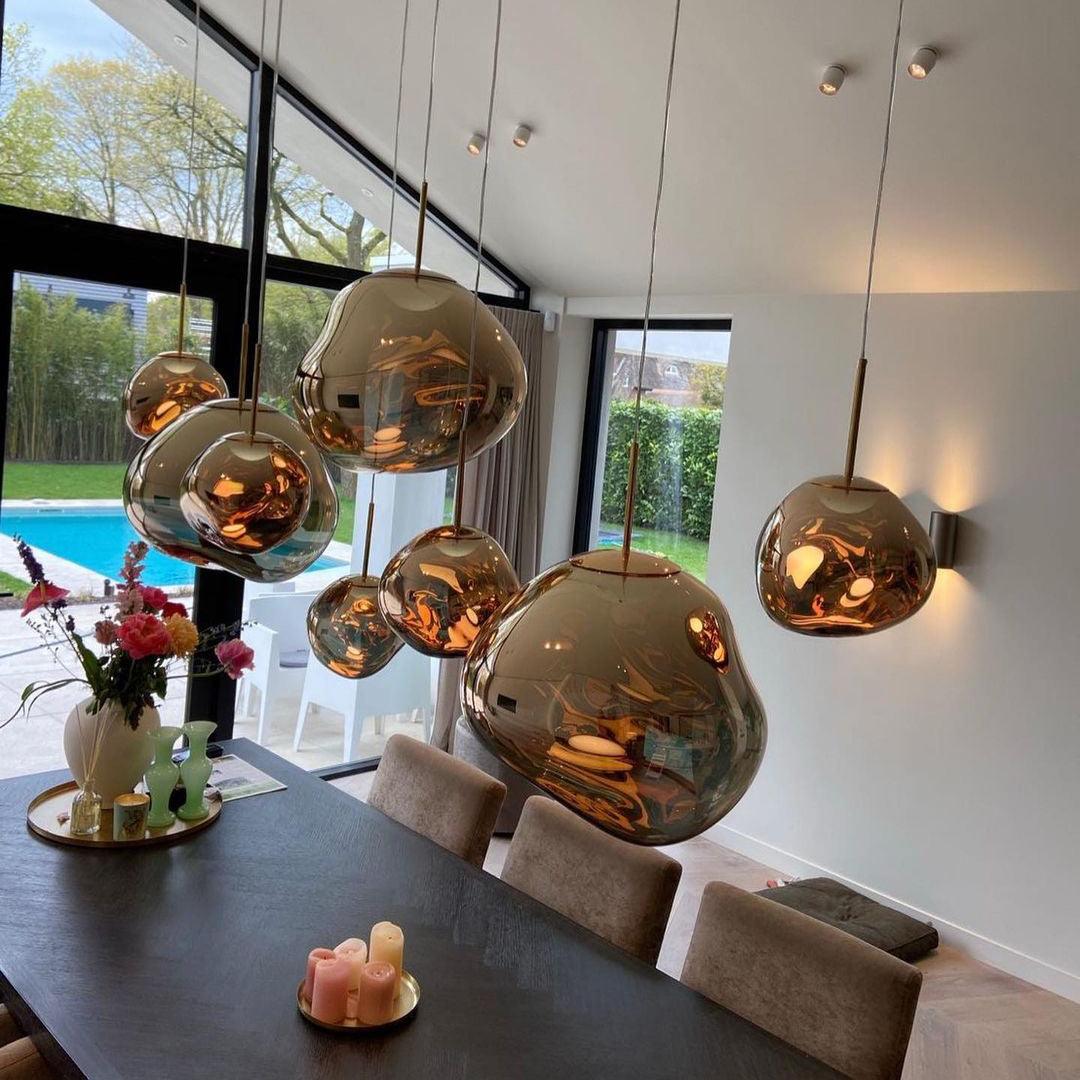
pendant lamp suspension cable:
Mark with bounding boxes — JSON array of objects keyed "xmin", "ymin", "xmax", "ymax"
[
  {"xmin": 622, "ymin": 0, "xmax": 682, "ymax": 563},
  {"xmin": 237, "ymin": 0, "xmax": 270, "ymax": 415},
  {"xmin": 451, "ymin": 0, "xmax": 503, "ymax": 530},
  {"xmin": 414, "ymin": 0, "xmax": 441, "ymax": 275},
  {"xmin": 176, "ymin": 0, "xmax": 203, "ymax": 355},
  {"xmin": 386, "ymin": 0, "xmax": 410, "ymax": 270},
  {"xmin": 844, "ymin": 0, "xmax": 905, "ymax": 486},
  {"xmin": 248, "ymin": 0, "xmax": 287, "ymax": 443}
]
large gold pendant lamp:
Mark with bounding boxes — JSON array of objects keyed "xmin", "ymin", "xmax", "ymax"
[
  {"xmin": 292, "ymin": 0, "xmax": 526, "ymax": 475},
  {"xmin": 462, "ymin": 0, "xmax": 766, "ymax": 846},
  {"xmin": 755, "ymin": 0, "xmax": 935, "ymax": 636},
  {"xmin": 122, "ymin": 7, "xmax": 226, "ymax": 439}
]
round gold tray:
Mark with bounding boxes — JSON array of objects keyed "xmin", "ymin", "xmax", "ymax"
[
  {"xmin": 27, "ymin": 780, "xmax": 222, "ymax": 848},
  {"xmin": 296, "ymin": 972, "xmax": 420, "ymax": 1033}
]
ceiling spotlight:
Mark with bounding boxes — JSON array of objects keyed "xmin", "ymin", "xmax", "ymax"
[
  {"xmin": 467, "ymin": 133, "xmax": 486, "ymax": 156},
  {"xmin": 359, "ymin": 187, "xmax": 375, "ymax": 198},
  {"xmin": 174, "ymin": 34, "xmax": 189, "ymax": 47},
  {"xmin": 819, "ymin": 65, "xmax": 846, "ymax": 96},
  {"xmin": 908, "ymin": 47, "xmax": 938, "ymax": 79},
  {"xmin": 512, "ymin": 123, "xmax": 532, "ymax": 148}
]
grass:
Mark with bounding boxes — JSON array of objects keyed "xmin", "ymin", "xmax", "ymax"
[
  {"xmin": 3, "ymin": 462, "xmax": 128, "ymax": 500},
  {"xmin": 598, "ymin": 521, "xmax": 710, "ymax": 579},
  {"xmin": 0, "ymin": 570, "xmax": 31, "ymax": 599}
]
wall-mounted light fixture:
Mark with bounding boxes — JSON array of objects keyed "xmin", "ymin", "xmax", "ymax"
[
  {"xmin": 908, "ymin": 47, "xmax": 938, "ymax": 79},
  {"xmin": 512, "ymin": 124, "xmax": 532, "ymax": 148},
  {"xmin": 929, "ymin": 511, "xmax": 959, "ymax": 570},
  {"xmin": 819, "ymin": 65, "xmax": 846, "ymax": 96},
  {"xmin": 467, "ymin": 132, "xmax": 486, "ymax": 156}
]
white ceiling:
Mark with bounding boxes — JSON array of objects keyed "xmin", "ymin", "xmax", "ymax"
[{"xmin": 171, "ymin": 1, "xmax": 1080, "ymax": 297}]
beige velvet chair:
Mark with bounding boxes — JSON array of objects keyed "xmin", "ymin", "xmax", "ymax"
[
  {"xmin": 0, "ymin": 1005, "xmax": 54, "ymax": 1080},
  {"xmin": 501, "ymin": 796, "xmax": 682, "ymax": 965},
  {"xmin": 681, "ymin": 882, "xmax": 922, "ymax": 1080},
  {"xmin": 368, "ymin": 734, "xmax": 506, "ymax": 867}
]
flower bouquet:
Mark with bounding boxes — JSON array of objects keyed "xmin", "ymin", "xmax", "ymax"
[{"xmin": 5, "ymin": 538, "xmax": 254, "ymax": 833}]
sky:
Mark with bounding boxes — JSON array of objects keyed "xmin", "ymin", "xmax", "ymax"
[
  {"xmin": 7, "ymin": 0, "xmax": 125, "ymax": 70},
  {"xmin": 615, "ymin": 329, "xmax": 730, "ymax": 365}
]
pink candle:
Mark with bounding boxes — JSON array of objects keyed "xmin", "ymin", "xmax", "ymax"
[
  {"xmin": 334, "ymin": 938, "xmax": 368, "ymax": 1018},
  {"xmin": 357, "ymin": 961, "xmax": 396, "ymax": 1025},
  {"xmin": 303, "ymin": 948, "xmax": 334, "ymax": 1002},
  {"xmin": 310, "ymin": 955, "xmax": 351, "ymax": 1025}
]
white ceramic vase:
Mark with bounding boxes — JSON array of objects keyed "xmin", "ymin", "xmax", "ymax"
[{"xmin": 63, "ymin": 698, "xmax": 161, "ymax": 806}]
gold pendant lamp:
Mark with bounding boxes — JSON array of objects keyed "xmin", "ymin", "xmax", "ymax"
[
  {"xmin": 461, "ymin": 0, "xmax": 766, "ymax": 846},
  {"xmin": 292, "ymin": 0, "xmax": 526, "ymax": 476},
  {"xmin": 755, "ymin": 0, "xmax": 935, "ymax": 636},
  {"xmin": 122, "ymin": 4, "xmax": 226, "ymax": 439}
]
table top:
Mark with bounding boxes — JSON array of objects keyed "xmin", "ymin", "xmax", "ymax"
[{"xmin": 0, "ymin": 739, "xmax": 840, "ymax": 1080}]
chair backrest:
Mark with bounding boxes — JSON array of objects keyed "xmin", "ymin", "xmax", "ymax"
[
  {"xmin": 368, "ymin": 734, "xmax": 506, "ymax": 868},
  {"xmin": 501, "ymin": 796, "xmax": 682, "ymax": 965},
  {"xmin": 0, "ymin": 1036, "xmax": 53, "ymax": 1079},
  {"xmin": 681, "ymin": 882, "xmax": 922, "ymax": 1080},
  {"xmin": 247, "ymin": 592, "xmax": 317, "ymax": 656}
]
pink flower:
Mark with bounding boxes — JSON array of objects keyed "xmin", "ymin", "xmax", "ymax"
[
  {"xmin": 138, "ymin": 585, "xmax": 169, "ymax": 612},
  {"xmin": 93, "ymin": 620, "xmax": 118, "ymax": 645},
  {"xmin": 215, "ymin": 639, "xmax": 254, "ymax": 679},
  {"xmin": 116, "ymin": 585, "xmax": 144, "ymax": 617},
  {"xmin": 21, "ymin": 581, "xmax": 69, "ymax": 617},
  {"xmin": 160, "ymin": 600, "xmax": 188, "ymax": 619},
  {"xmin": 116, "ymin": 613, "xmax": 172, "ymax": 661}
]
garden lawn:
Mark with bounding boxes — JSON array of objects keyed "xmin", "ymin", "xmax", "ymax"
[
  {"xmin": 2, "ymin": 462, "xmax": 128, "ymax": 500},
  {"xmin": 598, "ymin": 521, "xmax": 710, "ymax": 580},
  {"xmin": 0, "ymin": 570, "xmax": 30, "ymax": 599}
]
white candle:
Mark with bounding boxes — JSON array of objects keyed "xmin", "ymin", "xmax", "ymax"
[{"xmin": 369, "ymin": 921, "xmax": 404, "ymax": 995}]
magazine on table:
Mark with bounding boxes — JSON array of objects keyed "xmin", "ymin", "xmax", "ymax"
[{"xmin": 207, "ymin": 754, "xmax": 286, "ymax": 801}]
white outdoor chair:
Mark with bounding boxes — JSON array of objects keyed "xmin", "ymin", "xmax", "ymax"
[{"xmin": 237, "ymin": 591, "xmax": 317, "ymax": 745}]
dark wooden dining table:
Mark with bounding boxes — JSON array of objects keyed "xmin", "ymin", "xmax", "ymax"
[{"xmin": 0, "ymin": 739, "xmax": 841, "ymax": 1079}]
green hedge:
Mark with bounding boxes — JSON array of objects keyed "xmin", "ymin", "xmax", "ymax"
[{"xmin": 600, "ymin": 400, "xmax": 721, "ymax": 541}]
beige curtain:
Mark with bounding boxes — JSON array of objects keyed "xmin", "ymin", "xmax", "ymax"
[{"xmin": 430, "ymin": 306, "xmax": 545, "ymax": 750}]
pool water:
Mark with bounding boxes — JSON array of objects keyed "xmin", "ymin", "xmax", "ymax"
[{"xmin": 0, "ymin": 508, "xmax": 343, "ymax": 586}]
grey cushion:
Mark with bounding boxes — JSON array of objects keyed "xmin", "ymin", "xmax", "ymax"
[
  {"xmin": 682, "ymin": 882, "xmax": 922, "ymax": 1080},
  {"xmin": 757, "ymin": 878, "xmax": 938, "ymax": 963},
  {"xmin": 452, "ymin": 716, "xmax": 544, "ymax": 834}
]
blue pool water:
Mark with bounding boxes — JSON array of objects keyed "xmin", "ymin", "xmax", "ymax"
[{"xmin": 0, "ymin": 507, "xmax": 343, "ymax": 586}]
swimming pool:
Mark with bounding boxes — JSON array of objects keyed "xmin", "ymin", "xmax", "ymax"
[{"xmin": 0, "ymin": 506, "xmax": 344, "ymax": 586}]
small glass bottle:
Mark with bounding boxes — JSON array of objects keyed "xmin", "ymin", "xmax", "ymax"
[{"xmin": 70, "ymin": 778, "xmax": 102, "ymax": 837}]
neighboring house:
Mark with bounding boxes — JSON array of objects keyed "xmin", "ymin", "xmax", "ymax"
[
  {"xmin": 610, "ymin": 349, "xmax": 714, "ymax": 407},
  {"xmin": 15, "ymin": 272, "xmax": 149, "ymax": 342}
]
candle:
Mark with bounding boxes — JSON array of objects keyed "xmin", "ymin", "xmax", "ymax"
[
  {"xmin": 112, "ymin": 792, "xmax": 150, "ymax": 841},
  {"xmin": 369, "ymin": 922, "xmax": 404, "ymax": 995},
  {"xmin": 310, "ymin": 955, "xmax": 351, "ymax": 1025},
  {"xmin": 303, "ymin": 948, "xmax": 335, "ymax": 1003},
  {"xmin": 357, "ymin": 961, "xmax": 396, "ymax": 1025},
  {"xmin": 334, "ymin": 938, "xmax": 368, "ymax": 1018}
]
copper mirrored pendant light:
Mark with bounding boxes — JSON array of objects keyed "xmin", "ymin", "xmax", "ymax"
[
  {"xmin": 378, "ymin": 0, "xmax": 520, "ymax": 658},
  {"xmin": 124, "ymin": 0, "xmax": 338, "ymax": 581},
  {"xmin": 462, "ymin": 0, "xmax": 766, "ymax": 846},
  {"xmin": 292, "ymin": 0, "xmax": 527, "ymax": 475},
  {"xmin": 755, "ymin": 0, "xmax": 935, "ymax": 636},
  {"xmin": 122, "ymin": 3, "xmax": 226, "ymax": 439}
]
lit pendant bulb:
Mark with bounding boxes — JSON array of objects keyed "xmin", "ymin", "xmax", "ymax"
[
  {"xmin": 292, "ymin": 269, "xmax": 526, "ymax": 473},
  {"xmin": 378, "ymin": 525, "xmax": 519, "ymax": 657},
  {"xmin": 462, "ymin": 549, "xmax": 767, "ymax": 845},
  {"xmin": 307, "ymin": 574, "xmax": 403, "ymax": 678},
  {"xmin": 180, "ymin": 432, "xmax": 311, "ymax": 554},
  {"xmin": 123, "ymin": 351, "xmax": 227, "ymax": 439},
  {"xmin": 756, "ymin": 474, "xmax": 935, "ymax": 635}
]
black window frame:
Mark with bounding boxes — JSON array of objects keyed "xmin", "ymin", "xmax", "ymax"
[{"xmin": 0, "ymin": 0, "xmax": 530, "ymax": 776}]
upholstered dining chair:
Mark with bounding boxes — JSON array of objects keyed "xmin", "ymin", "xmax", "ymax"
[
  {"xmin": 0, "ymin": 1005, "xmax": 55, "ymax": 1079},
  {"xmin": 681, "ymin": 882, "xmax": 923, "ymax": 1080},
  {"xmin": 367, "ymin": 734, "xmax": 506, "ymax": 868},
  {"xmin": 501, "ymin": 796, "xmax": 682, "ymax": 965}
]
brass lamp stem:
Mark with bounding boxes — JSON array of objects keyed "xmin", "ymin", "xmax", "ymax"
[
  {"xmin": 248, "ymin": 343, "xmax": 263, "ymax": 442},
  {"xmin": 413, "ymin": 180, "xmax": 429, "ymax": 279},
  {"xmin": 843, "ymin": 355, "xmax": 867, "ymax": 489},
  {"xmin": 176, "ymin": 282, "xmax": 187, "ymax": 356},
  {"xmin": 237, "ymin": 321, "xmax": 250, "ymax": 416},
  {"xmin": 361, "ymin": 489, "xmax": 376, "ymax": 579},
  {"xmin": 621, "ymin": 440, "xmax": 640, "ymax": 565}
]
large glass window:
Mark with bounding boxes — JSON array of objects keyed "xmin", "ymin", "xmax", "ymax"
[
  {"xmin": 0, "ymin": 273, "xmax": 218, "ymax": 779},
  {"xmin": 587, "ymin": 326, "xmax": 730, "ymax": 581},
  {"xmin": 0, "ymin": 0, "xmax": 250, "ymax": 244}
]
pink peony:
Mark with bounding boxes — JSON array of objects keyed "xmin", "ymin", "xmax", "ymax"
[
  {"xmin": 161, "ymin": 600, "xmax": 188, "ymax": 619},
  {"xmin": 116, "ymin": 613, "xmax": 172, "ymax": 661},
  {"xmin": 21, "ymin": 581, "xmax": 69, "ymax": 617},
  {"xmin": 215, "ymin": 639, "xmax": 254, "ymax": 679},
  {"xmin": 138, "ymin": 585, "xmax": 169, "ymax": 612},
  {"xmin": 93, "ymin": 620, "xmax": 118, "ymax": 645}
]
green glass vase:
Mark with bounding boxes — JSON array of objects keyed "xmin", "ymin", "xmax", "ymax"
[
  {"xmin": 145, "ymin": 726, "xmax": 183, "ymax": 829},
  {"xmin": 177, "ymin": 721, "xmax": 217, "ymax": 822}
]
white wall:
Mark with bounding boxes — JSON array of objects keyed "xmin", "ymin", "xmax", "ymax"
[{"xmin": 698, "ymin": 289, "xmax": 1080, "ymax": 1001}]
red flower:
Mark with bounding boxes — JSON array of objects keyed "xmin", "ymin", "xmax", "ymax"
[
  {"xmin": 138, "ymin": 585, "xmax": 169, "ymax": 612},
  {"xmin": 160, "ymin": 600, "xmax": 188, "ymax": 619},
  {"xmin": 116, "ymin": 613, "xmax": 172, "ymax": 661},
  {"xmin": 21, "ymin": 581, "xmax": 69, "ymax": 617},
  {"xmin": 215, "ymin": 639, "xmax": 255, "ymax": 679}
]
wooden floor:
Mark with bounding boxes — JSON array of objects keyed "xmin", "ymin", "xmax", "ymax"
[{"xmin": 333, "ymin": 772, "xmax": 1080, "ymax": 1080}]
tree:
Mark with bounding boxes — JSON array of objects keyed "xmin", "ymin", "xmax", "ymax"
[{"xmin": 690, "ymin": 363, "xmax": 726, "ymax": 409}]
